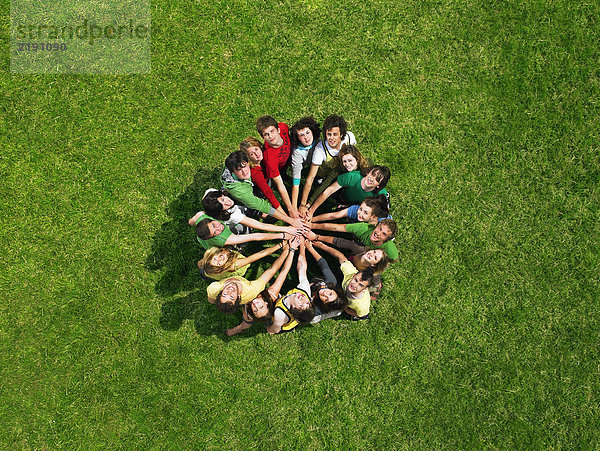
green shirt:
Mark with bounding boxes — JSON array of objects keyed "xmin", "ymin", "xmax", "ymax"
[
  {"xmin": 195, "ymin": 214, "xmax": 232, "ymax": 249},
  {"xmin": 337, "ymin": 171, "xmax": 388, "ymax": 204},
  {"xmin": 345, "ymin": 222, "xmax": 398, "ymax": 261},
  {"xmin": 222, "ymin": 177, "xmax": 272, "ymax": 214}
]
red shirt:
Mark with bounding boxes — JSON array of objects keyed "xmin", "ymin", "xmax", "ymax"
[
  {"xmin": 263, "ymin": 122, "xmax": 291, "ymax": 179},
  {"xmin": 250, "ymin": 165, "xmax": 280, "ymax": 209}
]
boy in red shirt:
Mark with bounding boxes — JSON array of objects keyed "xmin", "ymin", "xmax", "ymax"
[{"xmin": 256, "ymin": 115, "xmax": 299, "ymax": 218}]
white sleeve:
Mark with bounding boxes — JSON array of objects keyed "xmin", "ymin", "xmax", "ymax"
[
  {"xmin": 297, "ymin": 276, "xmax": 310, "ymax": 295},
  {"xmin": 311, "ymin": 142, "xmax": 326, "ymax": 165},
  {"xmin": 291, "ymin": 149, "xmax": 305, "ymax": 180},
  {"xmin": 346, "ymin": 131, "xmax": 356, "ymax": 146},
  {"xmin": 225, "ymin": 206, "xmax": 246, "ymax": 226}
]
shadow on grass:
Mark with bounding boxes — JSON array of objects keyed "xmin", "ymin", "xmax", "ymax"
[{"xmin": 147, "ymin": 165, "xmax": 232, "ymax": 335}]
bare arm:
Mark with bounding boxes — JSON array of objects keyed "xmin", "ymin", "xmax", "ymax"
[
  {"xmin": 307, "ymin": 182, "xmax": 342, "ymax": 218},
  {"xmin": 302, "ymin": 229, "xmax": 336, "ymax": 246},
  {"xmin": 268, "ymin": 246, "xmax": 296, "ymax": 298},
  {"xmin": 225, "ymin": 307, "xmax": 254, "ymax": 336},
  {"xmin": 313, "ymin": 240, "xmax": 348, "ymax": 264},
  {"xmin": 271, "ymin": 208, "xmax": 303, "ymax": 228},
  {"xmin": 234, "ymin": 243, "xmax": 282, "ymax": 268},
  {"xmin": 297, "ymin": 241, "xmax": 308, "ymax": 287},
  {"xmin": 188, "ymin": 211, "xmax": 204, "ymax": 226},
  {"xmin": 310, "ymin": 222, "xmax": 347, "ymax": 233},
  {"xmin": 257, "ymin": 246, "xmax": 290, "ymax": 286},
  {"xmin": 299, "ymin": 163, "xmax": 319, "ymax": 217},
  {"xmin": 291, "ymin": 185, "xmax": 300, "ymax": 212},
  {"xmin": 224, "ymin": 232, "xmax": 287, "ymax": 246},
  {"xmin": 312, "ymin": 208, "xmax": 349, "ymax": 223},
  {"xmin": 239, "ymin": 216, "xmax": 300, "ymax": 235},
  {"xmin": 272, "ymin": 175, "xmax": 299, "ymax": 218}
]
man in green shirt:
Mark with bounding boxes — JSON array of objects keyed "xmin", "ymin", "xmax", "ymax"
[
  {"xmin": 190, "ymin": 211, "xmax": 291, "ymax": 250},
  {"xmin": 307, "ymin": 218, "xmax": 398, "ymax": 262}
]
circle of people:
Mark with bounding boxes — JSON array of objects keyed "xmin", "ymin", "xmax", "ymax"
[{"xmin": 189, "ymin": 114, "xmax": 398, "ymax": 336}]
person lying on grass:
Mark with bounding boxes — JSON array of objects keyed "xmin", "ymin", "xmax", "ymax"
[
  {"xmin": 305, "ymin": 165, "xmax": 391, "ymax": 220},
  {"xmin": 304, "ymin": 144, "xmax": 371, "ymax": 213},
  {"xmin": 311, "ymin": 194, "xmax": 390, "ymax": 226},
  {"xmin": 188, "ymin": 211, "xmax": 297, "ymax": 250},
  {"xmin": 311, "ymin": 241, "xmax": 375, "ymax": 320},
  {"xmin": 198, "ymin": 243, "xmax": 285, "ymax": 281},
  {"xmin": 206, "ymin": 241, "xmax": 292, "ymax": 314},
  {"xmin": 201, "ymin": 189, "xmax": 300, "ymax": 236},
  {"xmin": 224, "ymin": 238, "xmax": 299, "ymax": 336},
  {"xmin": 255, "ymin": 115, "xmax": 299, "ymax": 218},
  {"xmin": 267, "ymin": 239, "xmax": 316, "ymax": 334},
  {"xmin": 239, "ymin": 136, "xmax": 281, "ymax": 212},
  {"xmin": 299, "ymin": 114, "xmax": 356, "ymax": 218},
  {"xmin": 221, "ymin": 151, "xmax": 303, "ymax": 228},
  {"xmin": 288, "ymin": 116, "xmax": 321, "ymax": 212},
  {"xmin": 304, "ymin": 240, "xmax": 348, "ymax": 322},
  {"xmin": 305, "ymin": 218, "xmax": 399, "ymax": 262}
]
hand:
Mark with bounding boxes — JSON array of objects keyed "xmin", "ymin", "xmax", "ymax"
[
  {"xmin": 283, "ymin": 232, "xmax": 295, "ymax": 241},
  {"xmin": 289, "ymin": 235, "xmax": 302, "ymax": 250},
  {"xmin": 289, "ymin": 217, "xmax": 304, "ymax": 228},
  {"xmin": 302, "ymin": 229, "xmax": 317, "ymax": 241},
  {"xmin": 304, "ymin": 240, "xmax": 314, "ymax": 250},
  {"xmin": 282, "ymin": 240, "xmax": 290, "ymax": 250},
  {"xmin": 304, "ymin": 209, "xmax": 313, "ymax": 222},
  {"xmin": 298, "ymin": 205, "xmax": 308, "ymax": 217},
  {"xmin": 284, "ymin": 226, "xmax": 302, "ymax": 236},
  {"xmin": 225, "ymin": 327, "xmax": 239, "ymax": 337},
  {"xmin": 312, "ymin": 240, "xmax": 326, "ymax": 249},
  {"xmin": 289, "ymin": 207, "xmax": 300, "ymax": 219}
]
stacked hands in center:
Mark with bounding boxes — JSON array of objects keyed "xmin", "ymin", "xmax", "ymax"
[{"xmin": 189, "ymin": 114, "xmax": 399, "ymax": 336}]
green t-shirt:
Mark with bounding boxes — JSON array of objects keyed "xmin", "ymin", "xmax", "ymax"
[
  {"xmin": 337, "ymin": 171, "xmax": 388, "ymax": 204},
  {"xmin": 195, "ymin": 214, "xmax": 232, "ymax": 249},
  {"xmin": 345, "ymin": 222, "xmax": 398, "ymax": 261}
]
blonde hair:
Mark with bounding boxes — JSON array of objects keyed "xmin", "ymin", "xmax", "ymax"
[
  {"xmin": 334, "ymin": 144, "xmax": 370, "ymax": 172},
  {"xmin": 198, "ymin": 247, "xmax": 242, "ymax": 277},
  {"xmin": 239, "ymin": 136, "xmax": 263, "ymax": 168}
]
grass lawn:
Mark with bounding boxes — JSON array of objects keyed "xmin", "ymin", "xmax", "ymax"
[{"xmin": 1, "ymin": 0, "xmax": 599, "ymax": 447}]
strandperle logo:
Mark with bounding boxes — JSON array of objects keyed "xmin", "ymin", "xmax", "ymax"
[{"xmin": 13, "ymin": 18, "xmax": 150, "ymax": 46}]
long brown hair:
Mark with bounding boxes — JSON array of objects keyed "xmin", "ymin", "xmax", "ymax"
[{"xmin": 334, "ymin": 144, "xmax": 370, "ymax": 172}]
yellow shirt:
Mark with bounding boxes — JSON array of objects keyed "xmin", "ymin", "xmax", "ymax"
[
  {"xmin": 341, "ymin": 261, "xmax": 371, "ymax": 317},
  {"xmin": 206, "ymin": 277, "xmax": 266, "ymax": 304}
]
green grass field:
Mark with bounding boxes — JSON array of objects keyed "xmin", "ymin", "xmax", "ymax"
[{"xmin": 2, "ymin": 0, "xmax": 599, "ymax": 447}]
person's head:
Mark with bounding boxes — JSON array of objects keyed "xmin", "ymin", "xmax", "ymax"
[
  {"xmin": 202, "ymin": 189, "xmax": 235, "ymax": 221},
  {"xmin": 356, "ymin": 249, "xmax": 390, "ymax": 274},
  {"xmin": 288, "ymin": 291, "xmax": 316, "ymax": 324},
  {"xmin": 322, "ymin": 114, "xmax": 348, "ymax": 149},
  {"xmin": 198, "ymin": 247, "xmax": 238, "ymax": 277},
  {"xmin": 346, "ymin": 266, "xmax": 375, "ymax": 295},
  {"xmin": 358, "ymin": 195, "xmax": 389, "ymax": 223},
  {"xmin": 311, "ymin": 280, "xmax": 348, "ymax": 313},
  {"xmin": 196, "ymin": 218, "xmax": 225, "ymax": 240},
  {"xmin": 289, "ymin": 117, "xmax": 321, "ymax": 150},
  {"xmin": 215, "ymin": 281, "xmax": 242, "ymax": 314},
  {"xmin": 361, "ymin": 165, "xmax": 391, "ymax": 192},
  {"xmin": 256, "ymin": 115, "xmax": 283, "ymax": 148},
  {"xmin": 225, "ymin": 151, "xmax": 251, "ymax": 180},
  {"xmin": 246, "ymin": 289, "xmax": 275, "ymax": 323},
  {"xmin": 239, "ymin": 136, "xmax": 264, "ymax": 167},
  {"xmin": 335, "ymin": 144, "xmax": 369, "ymax": 173},
  {"xmin": 369, "ymin": 219, "xmax": 397, "ymax": 246}
]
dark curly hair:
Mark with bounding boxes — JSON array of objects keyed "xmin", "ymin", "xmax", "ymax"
[
  {"xmin": 322, "ymin": 114, "xmax": 348, "ymax": 140},
  {"xmin": 289, "ymin": 116, "xmax": 321, "ymax": 150},
  {"xmin": 202, "ymin": 189, "xmax": 231, "ymax": 221}
]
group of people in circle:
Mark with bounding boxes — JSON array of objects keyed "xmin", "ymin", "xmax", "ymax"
[{"xmin": 189, "ymin": 114, "xmax": 398, "ymax": 335}]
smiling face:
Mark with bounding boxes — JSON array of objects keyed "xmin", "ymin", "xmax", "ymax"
[
  {"xmin": 325, "ymin": 126, "xmax": 342, "ymax": 150},
  {"xmin": 318, "ymin": 288, "xmax": 337, "ymax": 304},
  {"xmin": 246, "ymin": 146, "xmax": 263, "ymax": 163},
  {"xmin": 362, "ymin": 249, "xmax": 384, "ymax": 266},
  {"xmin": 218, "ymin": 195, "xmax": 234, "ymax": 211},
  {"xmin": 288, "ymin": 292, "xmax": 311, "ymax": 310},
  {"xmin": 220, "ymin": 281, "xmax": 240, "ymax": 304},
  {"xmin": 341, "ymin": 153, "xmax": 358, "ymax": 172},
  {"xmin": 370, "ymin": 223, "xmax": 392, "ymax": 246},
  {"xmin": 356, "ymin": 203, "xmax": 374, "ymax": 222},
  {"xmin": 363, "ymin": 170, "xmax": 382, "ymax": 191},
  {"xmin": 208, "ymin": 220, "xmax": 225, "ymax": 238},
  {"xmin": 232, "ymin": 162, "xmax": 251, "ymax": 180},
  {"xmin": 347, "ymin": 273, "xmax": 370, "ymax": 294},
  {"xmin": 297, "ymin": 127, "xmax": 314, "ymax": 147},
  {"xmin": 262, "ymin": 125, "xmax": 283, "ymax": 147},
  {"xmin": 250, "ymin": 295, "xmax": 269, "ymax": 319},
  {"xmin": 210, "ymin": 250, "xmax": 229, "ymax": 267}
]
